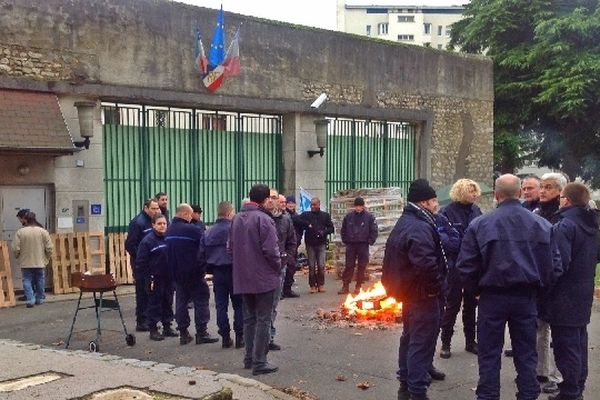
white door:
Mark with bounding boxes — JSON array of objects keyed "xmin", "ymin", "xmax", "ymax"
[{"xmin": 0, "ymin": 186, "xmax": 50, "ymax": 290}]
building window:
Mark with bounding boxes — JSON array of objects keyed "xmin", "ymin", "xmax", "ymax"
[
  {"xmin": 366, "ymin": 25, "xmax": 371, "ymax": 35},
  {"xmin": 423, "ymin": 23, "xmax": 431, "ymax": 34},
  {"xmin": 378, "ymin": 23, "xmax": 389, "ymax": 35},
  {"xmin": 437, "ymin": 25, "xmax": 443, "ymax": 36},
  {"xmin": 445, "ymin": 27, "xmax": 452, "ymax": 36},
  {"xmin": 202, "ymin": 114, "xmax": 227, "ymax": 130},
  {"xmin": 397, "ymin": 34, "xmax": 415, "ymax": 41},
  {"xmin": 397, "ymin": 15, "xmax": 415, "ymax": 22}
]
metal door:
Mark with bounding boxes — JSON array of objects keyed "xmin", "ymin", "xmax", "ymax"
[{"xmin": 0, "ymin": 186, "xmax": 49, "ymax": 290}]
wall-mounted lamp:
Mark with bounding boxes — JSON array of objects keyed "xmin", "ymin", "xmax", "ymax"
[
  {"xmin": 73, "ymin": 101, "xmax": 97, "ymax": 150},
  {"xmin": 307, "ymin": 118, "xmax": 329, "ymax": 158},
  {"xmin": 17, "ymin": 163, "xmax": 30, "ymax": 176}
]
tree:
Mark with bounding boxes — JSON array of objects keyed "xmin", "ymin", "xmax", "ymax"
[{"xmin": 450, "ymin": 0, "xmax": 600, "ymax": 185}]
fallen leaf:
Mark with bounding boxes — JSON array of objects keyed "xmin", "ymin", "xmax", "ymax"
[
  {"xmin": 188, "ymin": 380, "xmax": 196, "ymax": 385},
  {"xmin": 52, "ymin": 340, "xmax": 64, "ymax": 346},
  {"xmin": 357, "ymin": 381, "xmax": 370, "ymax": 390},
  {"xmin": 336, "ymin": 374, "xmax": 347, "ymax": 381}
]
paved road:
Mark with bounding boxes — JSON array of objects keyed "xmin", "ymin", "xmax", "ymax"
[{"xmin": 1, "ymin": 278, "xmax": 599, "ymax": 400}]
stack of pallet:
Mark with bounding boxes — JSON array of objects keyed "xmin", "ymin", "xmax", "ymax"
[
  {"xmin": 0, "ymin": 241, "xmax": 16, "ymax": 308},
  {"xmin": 329, "ymin": 188, "xmax": 404, "ymax": 281}
]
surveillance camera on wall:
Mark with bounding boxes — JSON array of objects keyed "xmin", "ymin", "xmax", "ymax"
[{"xmin": 310, "ymin": 93, "xmax": 328, "ymax": 109}]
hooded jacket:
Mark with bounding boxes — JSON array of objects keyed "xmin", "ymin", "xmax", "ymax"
[{"xmin": 540, "ymin": 206, "xmax": 600, "ymax": 326}]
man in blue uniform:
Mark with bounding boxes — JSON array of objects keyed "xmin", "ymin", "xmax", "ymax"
[
  {"xmin": 338, "ymin": 197, "xmax": 378, "ymax": 295},
  {"xmin": 457, "ymin": 174, "xmax": 563, "ymax": 400},
  {"xmin": 382, "ymin": 179, "xmax": 447, "ymax": 400},
  {"xmin": 541, "ymin": 182, "xmax": 599, "ymax": 400},
  {"xmin": 165, "ymin": 203, "xmax": 219, "ymax": 345},
  {"xmin": 125, "ymin": 198, "xmax": 161, "ymax": 332},
  {"xmin": 198, "ymin": 201, "xmax": 243, "ymax": 349}
]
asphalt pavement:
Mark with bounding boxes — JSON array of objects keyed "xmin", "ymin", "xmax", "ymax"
[{"xmin": 0, "ymin": 274, "xmax": 598, "ymax": 400}]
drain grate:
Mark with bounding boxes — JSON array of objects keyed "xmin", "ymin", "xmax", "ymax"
[{"xmin": 0, "ymin": 372, "xmax": 67, "ymax": 392}]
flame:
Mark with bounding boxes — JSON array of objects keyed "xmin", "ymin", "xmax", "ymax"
[{"xmin": 342, "ymin": 281, "xmax": 402, "ymax": 320}]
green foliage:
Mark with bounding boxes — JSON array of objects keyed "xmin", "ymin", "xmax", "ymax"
[{"xmin": 451, "ymin": 0, "xmax": 600, "ymax": 185}]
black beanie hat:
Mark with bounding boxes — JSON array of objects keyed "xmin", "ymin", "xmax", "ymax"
[
  {"xmin": 407, "ymin": 179, "xmax": 437, "ymax": 203},
  {"xmin": 354, "ymin": 197, "xmax": 365, "ymax": 206}
]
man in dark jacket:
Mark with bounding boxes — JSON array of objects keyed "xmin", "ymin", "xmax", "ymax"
[
  {"xmin": 338, "ymin": 197, "xmax": 378, "ymax": 295},
  {"xmin": 198, "ymin": 201, "xmax": 243, "ymax": 349},
  {"xmin": 521, "ymin": 176, "xmax": 541, "ymax": 212},
  {"xmin": 534, "ymin": 172, "xmax": 568, "ymax": 394},
  {"xmin": 438, "ymin": 179, "xmax": 482, "ymax": 358},
  {"xmin": 266, "ymin": 190, "xmax": 297, "ymax": 350},
  {"xmin": 230, "ymin": 184, "xmax": 282, "ymax": 376},
  {"xmin": 125, "ymin": 198, "xmax": 161, "ymax": 332},
  {"xmin": 165, "ymin": 203, "xmax": 219, "ymax": 346},
  {"xmin": 155, "ymin": 192, "xmax": 170, "ymax": 222},
  {"xmin": 299, "ymin": 198, "xmax": 334, "ymax": 293},
  {"xmin": 191, "ymin": 204, "xmax": 206, "ymax": 233},
  {"xmin": 382, "ymin": 179, "xmax": 446, "ymax": 400},
  {"xmin": 541, "ymin": 182, "xmax": 599, "ymax": 400},
  {"xmin": 457, "ymin": 174, "xmax": 563, "ymax": 400}
]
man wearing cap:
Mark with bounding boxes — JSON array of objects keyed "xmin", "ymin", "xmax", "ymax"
[
  {"xmin": 191, "ymin": 204, "xmax": 206, "ymax": 233},
  {"xmin": 382, "ymin": 179, "xmax": 447, "ymax": 400},
  {"xmin": 456, "ymin": 174, "xmax": 562, "ymax": 400},
  {"xmin": 338, "ymin": 197, "xmax": 378, "ymax": 295}
]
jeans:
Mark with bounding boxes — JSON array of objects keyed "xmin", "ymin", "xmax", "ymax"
[
  {"xmin": 397, "ymin": 296, "xmax": 441, "ymax": 395},
  {"xmin": 174, "ymin": 278, "xmax": 211, "ymax": 333},
  {"xmin": 271, "ymin": 271, "xmax": 285, "ymax": 341},
  {"xmin": 477, "ymin": 291, "xmax": 539, "ymax": 400},
  {"xmin": 282, "ymin": 256, "xmax": 297, "ymax": 293},
  {"xmin": 342, "ymin": 243, "xmax": 369, "ymax": 285},
  {"xmin": 22, "ymin": 268, "xmax": 45, "ymax": 305},
  {"xmin": 307, "ymin": 244, "xmax": 326, "ymax": 288},
  {"xmin": 212, "ymin": 265, "xmax": 243, "ymax": 337},
  {"xmin": 243, "ymin": 289, "xmax": 278, "ymax": 369},
  {"xmin": 145, "ymin": 275, "xmax": 174, "ymax": 329},
  {"xmin": 551, "ymin": 325, "xmax": 588, "ymax": 399},
  {"xmin": 537, "ymin": 319, "xmax": 561, "ymax": 382}
]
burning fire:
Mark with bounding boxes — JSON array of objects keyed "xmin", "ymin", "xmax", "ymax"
[{"xmin": 342, "ymin": 281, "xmax": 402, "ymax": 321}]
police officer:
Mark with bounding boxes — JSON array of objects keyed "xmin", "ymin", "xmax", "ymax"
[
  {"xmin": 136, "ymin": 214, "xmax": 177, "ymax": 341},
  {"xmin": 197, "ymin": 201, "xmax": 244, "ymax": 349},
  {"xmin": 382, "ymin": 179, "xmax": 447, "ymax": 400},
  {"xmin": 191, "ymin": 204, "xmax": 206, "ymax": 233},
  {"xmin": 338, "ymin": 197, "xmax": 378, "ymax": 295},
  {"xmin": 165, "ymin": 203, "xmax": 219, "ymax": 345},
  {"xmin": 457, "ymin": 174, "xmax": 562, "ymax": 400},
  {"xmin": 541, "ymin": 182, "xmax": 599, "ymax": 400},
  {"xmin": 125, "ymin": 198, "xmax": 161, "ymax": 332}
]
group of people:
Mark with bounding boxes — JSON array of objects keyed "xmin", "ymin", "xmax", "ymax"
[
  {"xmin": 125, "ymin": 186, "xmax": 364, "ymax": 375},
  {"xmin": 383, "ymin": 174, "xmax": 599, "ymax": 400}
]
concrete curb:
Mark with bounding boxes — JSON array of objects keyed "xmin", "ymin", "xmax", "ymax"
[{"xmin": 0, "ymin": 339, "xmax": 297, "ymax": 400}]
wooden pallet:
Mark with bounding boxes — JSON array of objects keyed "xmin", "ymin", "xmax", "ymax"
[
  {"xmin": 108, "ymin": 232, "xmax": 133, "ymax": 285},
  {"xmin": 0, "ymin": 241, "xmax": 16, "ymax": 308},
  {"xmin": 50, "ymin": 232, "xmax": 106, "ymax": 294}
]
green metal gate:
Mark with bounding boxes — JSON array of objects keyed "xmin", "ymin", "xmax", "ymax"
[
  {"xmin": 102, "ymin": 103, "xmax": 282, "ymax": 233},
  {"xmin": 326, "ymin": 118, "xmax": 418, "ymax": 203}
]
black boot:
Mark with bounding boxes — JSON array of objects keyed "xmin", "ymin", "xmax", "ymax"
[
  {"xmin": 428, "ymin": 365, "xmax": 446, "ymax": 381},
  {"xmin": 398, "ymin": 382, "xmax": 409, "ymax": 400},
  {"xmin": 337, "ymin": 283, "xmax": 350, "ymax": 295},
  {"xmin": 162, "ymin": 325, "xmax": 178, "ymax": 337},
  {"xmin": 235, "ymin": 333, "xmax": 245, "ymax": 349},
  {"xmin": 465, "ymin": 340, "xmax": 478, "ymax": 354},
  {"xmin": 440, "ymin": 343, "xmax": 451, "ymax": 359},
  {"xmin": 149, "ymin": 328, "xmax": 164, "ymax": 341},
  {"xmin": 196, "ymin": 331, "xmax": 219, "ymax": 344},
  {"xmin": 408, "ymin": 393, "xmax": 430, "ymax": 400},
  {"xmin": 179, "ymin": 329, "xmax": 193, "ymax": 345},
  {"xmin": 222, "ymin": 335, "xmax": 233, "ymax": 348},
  {"xmin": 353, "ymin": 282, "xmax": 361, "ymax": 294}
]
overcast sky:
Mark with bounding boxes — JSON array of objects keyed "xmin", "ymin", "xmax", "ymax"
[{"xmin": 176, "ymin": 0, "xmax": 468, "ymax": 30}]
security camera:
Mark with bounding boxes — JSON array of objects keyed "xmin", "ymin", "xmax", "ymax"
[{"xmin": 310, "ymin": 93, "xmax": 328, "ymax": 109}]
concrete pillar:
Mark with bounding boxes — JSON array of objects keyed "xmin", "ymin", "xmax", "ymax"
[{"xmin": 282, "ymin": 113, "xmax": 327, "ymax": 208}]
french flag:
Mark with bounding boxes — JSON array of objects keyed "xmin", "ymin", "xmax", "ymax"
[
  {"xmin": 223, "ymin": 29, "xmax": 241, "ymax": 77},
  {"xmin": 194, "ymin": 29, "xmax": 208, "ymax": 75}
]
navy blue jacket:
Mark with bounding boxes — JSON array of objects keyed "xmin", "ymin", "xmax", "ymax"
[
  {"xmin": 192, "ymin": 219, "xmax": 206, "ymax": 234},
  {"xmin": 522, "ymin": 199, "xmax": 540, "ymax": 212},
  {"xmin": 165, "ymin": 217, "xmax": 204, "ymax": 283},
  {"xmin": 135, "ymin": 231, "xmax": 168, "ymax": 278},
  {"xmin": 440, "ymin": 202, "xmax": 482, "ymax": 237},
  {"xmin": 125, "ymin": 211, "xmax": 153, "ymax": 264},
  {"xmin": 198, "ymin": 218, "xmax": 232, "ymax": 267},
  {"xmin": 299, "ymin": 210, "xmax": 334, "ymax": 246},
  {"xmin": 540, "ymin": 206, "xmax": 600, "ymax": 326},
  {"xmin": 341, "ymin": 210, "xmax": 378, "ymax": 245},
  {"xmin": 457, "ymin": 199, "xmax": 563, "ymax": 294},
  {"xmin": 382, "ymin": 203, "xmax": 446, "ymax": 302}
]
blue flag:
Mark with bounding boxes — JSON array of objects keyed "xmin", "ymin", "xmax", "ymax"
[
  {"xmin": 208, "ymin": 6, "xmax": 225, "ymax": 70},
  {"xmin": 299, "ymin": 187, "xmax": 313, "ymax": 213}
]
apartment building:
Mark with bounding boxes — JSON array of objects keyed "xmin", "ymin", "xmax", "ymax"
[{"xmin": 337, "ymin": 0, "xmax": 465, "ymax": 49}]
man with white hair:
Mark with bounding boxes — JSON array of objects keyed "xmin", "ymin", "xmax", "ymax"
[{"xmin": 534, "ymin": 172, "xmax": 568, "ymax": 394}]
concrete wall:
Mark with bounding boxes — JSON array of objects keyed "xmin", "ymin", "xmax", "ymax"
[{"xmin": 0, "ymin": 0, "xmax": 493, "ymax": 224}]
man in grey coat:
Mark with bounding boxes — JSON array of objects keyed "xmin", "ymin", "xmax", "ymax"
[{"xmin": 230, "ymin": 183, "xmax": 282, "ymax": 376}]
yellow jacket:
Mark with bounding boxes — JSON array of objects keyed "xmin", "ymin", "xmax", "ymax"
[{"xmin": 12, "ymin": 226, "xmax": 53, "ymax": 268}]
